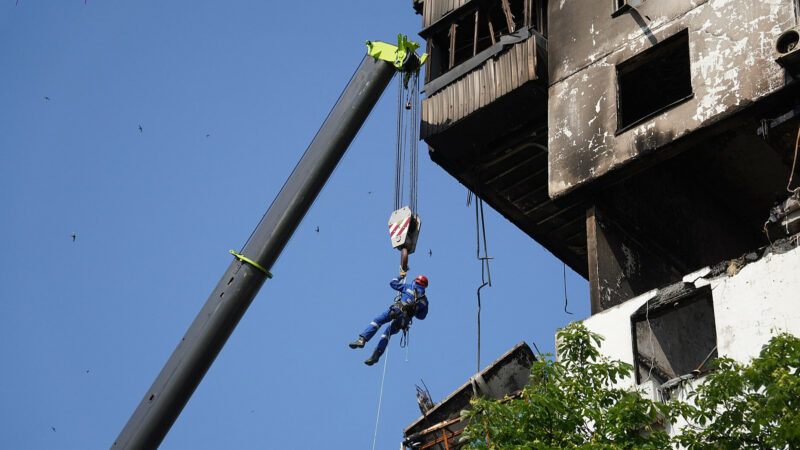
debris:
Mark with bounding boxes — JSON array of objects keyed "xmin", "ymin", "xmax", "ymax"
[
  {"xmin": 765, "ymin": 193, "xmax": 800, "ymax": 239},
  {"xmin": 726, "ymin": 258, "xmax": 744, "ymax": 277},
  {"xmin": 415, "ymin": 380, "xmax": 434, "ymax": 416}
]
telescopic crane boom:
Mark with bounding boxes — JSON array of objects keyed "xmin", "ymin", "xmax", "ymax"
[{"xmin": 112, "ymin": 36, "xmax": 425, "ymax": 450}]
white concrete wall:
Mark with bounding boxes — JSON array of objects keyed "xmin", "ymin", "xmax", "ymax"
[{"xmin": 578, "ymin": 246, "xmax": 800, "ymax": 389}]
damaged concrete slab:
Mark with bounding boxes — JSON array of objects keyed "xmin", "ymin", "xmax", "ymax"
[{"xmin": 403, "ymin": 342, "xmax": 535, "ymax": 449}]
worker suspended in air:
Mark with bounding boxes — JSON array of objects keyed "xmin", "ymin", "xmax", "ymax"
[{"xmin": 349, "ymin": 272, "xmax": 429, "ymax": 366}]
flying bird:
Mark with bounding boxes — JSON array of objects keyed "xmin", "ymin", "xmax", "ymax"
[
  {"xmin": 138, "ymin": 124, "xmax": 143, "ymax": 133},
  {"xmin": 205, "ymin": 134, "xmax": 211, "ymax": 138},
  {"xmin": 72, "ymin": 232, "xmax": 76, "ymax": 242},
  {"xmin": 51, "ymin": 427, "xmax": 56, "ymax": 432},
  {"xmin": 44, "ymin": 96, "xmax": 50, "ymax": 101},
  {"xmin": 428, "ymin": 249, "xmax": 432, "ymax": 257},
  {"xmin": 315, "ymin": 226, "xmax": 319, "ymax": 233}
]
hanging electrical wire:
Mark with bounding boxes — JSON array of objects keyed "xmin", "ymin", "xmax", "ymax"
[
  {"xmin": 474, "ymin": 192, "xmax": 493, "ymax": 372},
  {"xmin": 563, "ymin": 263, "xmax": 573, "ymax": 315},
  {"xmin": 788, "ymin": 122, "xmax": 800, "ymax": 194}
]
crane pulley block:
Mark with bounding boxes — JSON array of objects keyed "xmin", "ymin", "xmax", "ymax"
[{"xmin": 388, "ymin": 206, "xmax": 421, "ymax": 254}]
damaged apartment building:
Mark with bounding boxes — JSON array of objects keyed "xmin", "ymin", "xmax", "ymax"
[{"xmin": 403, "ymin": 0, "xmax": 800, "ymax": 448}]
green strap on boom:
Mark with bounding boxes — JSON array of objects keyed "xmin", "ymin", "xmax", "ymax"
[
  {"xmin": 366, "ymin": 34, "xmax": 428, "ymax": 72},
  {"xmin": 229, "ymin": 249, "xmax": 273, "ymax": 278}
]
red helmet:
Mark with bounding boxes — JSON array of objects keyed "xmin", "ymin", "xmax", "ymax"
[{"xmin": 414, "ymin": 275, "xmax": 428, "ymax": 288}]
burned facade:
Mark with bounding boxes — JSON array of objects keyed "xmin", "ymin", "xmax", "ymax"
[
  {"xmin": 405, "ymin": 0, "xmax": 800, "ymax": 447},
  {"xmin": 549, "ymin": 0, "xmax": 800, "ymax": 312},
  {"xmin": 418, "ymin": 0, "xmax": 800, "ymax": 312}
]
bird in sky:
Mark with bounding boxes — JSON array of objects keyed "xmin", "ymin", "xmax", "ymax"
[
  {"xmin": 72, "ymin": 232, "xmax": 76, "ymax": 242},
  {"xmin": 428, "ymin": 249, "xmax": 432, "ymax": 257},
  {"xmin": 138, "ymin": 124, "xmax": 143, "ymax": 133},
  {"xmin": 205, "ymin": 134, "xmax": 211, "ymax": 138},
  {"xmin": 44, "ymin": 96, "xmax": 50, "ymax": 101},
  {"xmin": 51, "ymin": 427, "xmax": 56, "ymax": 432},
  {"xmin": 368, "ymin": 191, "xmax": 372, "ymax": 195},
  {"xmin": 315, "ymin": 226, "xmax": 320, "ymax": 233},
  {"xmin": 85, "ymin": 369, "xmax": 90, "ymax": 373}
]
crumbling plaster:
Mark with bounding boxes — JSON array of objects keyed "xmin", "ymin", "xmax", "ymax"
[
  {"xmin": 547, "ymin": 0, "xmax": 795, "ymax": 198},
  {"xmin": 575, "ymin": 245, "xmax": 800, "ymax": 390}
]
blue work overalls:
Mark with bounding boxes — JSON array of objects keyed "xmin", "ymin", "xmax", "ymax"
[{"xmin": 360, "ymin": 274, "xmax": 429, "ymax": 353}]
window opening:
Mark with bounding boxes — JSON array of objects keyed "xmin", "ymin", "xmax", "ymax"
[
  {"xmin": 630, "ymin": 285, "xmax": 718, "ymax": 386},
  {"xmin": 424, "ymin": 0, "xmax": 546, "ymax": 82},
  {"xmin": 616, "ymin": 29, "xmax": 692, "ymax": 133},
  {"xmin": 453, "ymin": 13, "xmax": 477, "ymax": 68}
]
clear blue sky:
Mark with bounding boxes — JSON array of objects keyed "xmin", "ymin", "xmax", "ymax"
[{"xmin": 0, "ymin": 2, "xmax": 589, "ymax": 448}]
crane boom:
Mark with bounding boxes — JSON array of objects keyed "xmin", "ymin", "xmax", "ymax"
[{"xmin": 112, "ymin": 37, "xmax": 425, "ymax": 449}]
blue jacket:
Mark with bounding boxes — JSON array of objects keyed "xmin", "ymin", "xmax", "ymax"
[{"xmin": 390, "ymin": 275, "xmax": 428, "ymax": 320}]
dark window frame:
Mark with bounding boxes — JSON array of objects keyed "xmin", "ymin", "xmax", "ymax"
[
  {"xmin": 615, "ymin": 28, "xmax": 693, "ymax": 135},
  {"xmin": 630, "ymin": 284, "xmax": 718, "ymax": 386}
]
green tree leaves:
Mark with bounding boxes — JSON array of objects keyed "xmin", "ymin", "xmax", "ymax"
[
  {"xmin": 460, "ymin": 323, "xmax": 800, "ymax": 449},
  {"xmin": 676, "ymin": 332, "xmax": 800, "ymax": 450}
]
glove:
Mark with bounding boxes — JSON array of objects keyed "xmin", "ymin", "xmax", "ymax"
[{"xmin": 399, "ymin": 271, "xmax": 407, "ymax": 278}]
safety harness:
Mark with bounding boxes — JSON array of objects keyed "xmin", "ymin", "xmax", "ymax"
[{"xmin": 391, "ymin": 287, "xmax": 426, "ymax": 348}]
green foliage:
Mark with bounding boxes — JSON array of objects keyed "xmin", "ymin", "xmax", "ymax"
[
  {"xmin": 675, "ymin": 332, "xmax": 800, "ymax": 449},
  {"xmin": 460, "ymin": 322, "xmax": 672, "ymax": 449},
  {"xmin": 459, "ymin": 323, "xmax": 800, "ymax": 449}
]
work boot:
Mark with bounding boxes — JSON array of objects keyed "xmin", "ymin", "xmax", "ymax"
[
  {"xmin": 349, "ymin": 336, "xmax": 366, "ymax": 349},
  {"xmin": 364, "ymin": 348, "xmax": 384, "ymax": 366}
]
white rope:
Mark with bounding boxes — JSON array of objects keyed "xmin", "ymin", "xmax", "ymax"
[{"xmin": 372, "ymin": 346, "xmax": 390, "ymax": 450}]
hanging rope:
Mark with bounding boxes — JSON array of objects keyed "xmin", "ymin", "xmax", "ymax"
[{"xmin": 372, "ymin": 345, "xmax": 390, "ymax": 450}]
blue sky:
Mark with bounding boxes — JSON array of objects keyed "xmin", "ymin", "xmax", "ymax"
[{"xmin": 0, "ymin": 2, "xmax": 588, "ymax": 448}]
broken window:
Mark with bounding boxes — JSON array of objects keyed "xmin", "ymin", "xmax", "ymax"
[
  {"xmin": 424, "ymin": 0, "xmax": 547, "ymax": 82},
  {"xmin": 616, "ymin": 29, "xmax": 692, "ymax": 133},
  {"xmin": 630, "ymin": 285, "xmax": 718, "ymax": 386}
]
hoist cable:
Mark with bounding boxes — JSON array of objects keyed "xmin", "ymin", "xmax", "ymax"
[
  {"xmin": 393, "ymin": 71, "xmax": 421, "ymax": 216},
  {"xmin": 394, "ymin": 74, "xmax": 403, "ymax": 211},
  {"xmin": 412, "ymin": 72, "xmax": 420, "ymax": 215}
]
